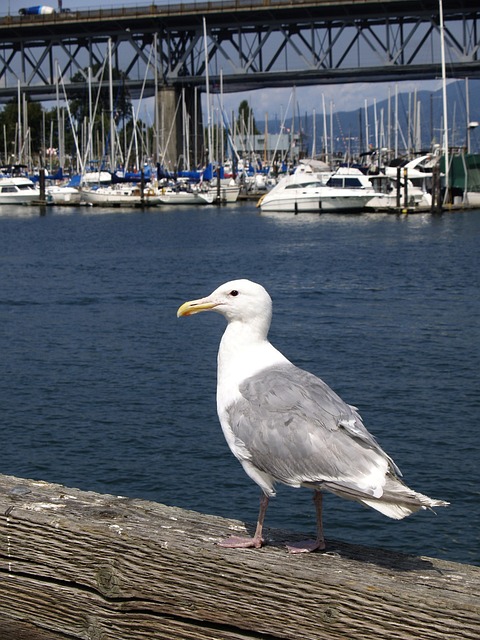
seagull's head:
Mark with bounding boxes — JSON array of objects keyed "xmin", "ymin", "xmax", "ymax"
[{"xmin": 177, "ymin": 279, "xmax": 273, "ymax": 328}]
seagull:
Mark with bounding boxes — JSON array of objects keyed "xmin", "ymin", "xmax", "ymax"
[{"xmin": 177, "ymin": 279, "xmax": 448, "ymax": 553}]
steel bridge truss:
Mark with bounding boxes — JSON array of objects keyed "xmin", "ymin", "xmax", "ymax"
[{"xmin": 0, "ymin": 1, "xmax": 479, "ymax": 102}]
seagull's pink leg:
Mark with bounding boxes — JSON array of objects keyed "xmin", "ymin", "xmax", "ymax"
[
  {"xmin": 286, "ymin": 490, "xmax": 326, "ymax": 554},
  {"xmin": 218, "ymin": 494, "xmax": 269, "ymax": 549}
]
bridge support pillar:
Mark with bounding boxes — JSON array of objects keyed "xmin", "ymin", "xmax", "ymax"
[
  {"xmin": 156, "ymin": 86, "xmax": 180, "ymax": 171},
  {"xmin": 156, "ymin": 86, "xmax": 204, "ymax": 171}
]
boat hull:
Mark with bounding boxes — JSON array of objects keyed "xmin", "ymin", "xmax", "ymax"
[
  {"xmin": 259, "ymin": 192, "xmax": 373, "ymax": 213},
  {"xmin": 47, "ymin": 187, "xmax": 81, "ymax": 205},
  {"xmin": 81, "ymin": 187, "xmax": 161, "ymax": 207},
  {"xmin": 157, "ymin": 190, "xmax": 214, "ymax": 205},
  {"xmin": 0, "ymin": 194, "xmax": 40, "ymax": 205},
  {"xmin": 208, "ymin": 180, "xmax": 240, "ymax": 203}
]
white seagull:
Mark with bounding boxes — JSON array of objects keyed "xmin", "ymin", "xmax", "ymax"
[{"xmin": 177, "ymin": 279, "xmax": 448, "ymax": 553}]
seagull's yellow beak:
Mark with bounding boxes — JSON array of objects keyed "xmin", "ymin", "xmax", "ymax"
[{"xmin": 177, "ymin": 296, "xmax": 220, "ymax": 317}]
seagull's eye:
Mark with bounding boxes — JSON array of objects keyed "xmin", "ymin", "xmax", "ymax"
[{"xmin": 229, "ymin": 290, "xmax": 239, "ymax": 297}]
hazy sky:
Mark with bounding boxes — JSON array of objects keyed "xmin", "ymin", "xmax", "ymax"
[{"xmin": 219, "ymin": 79, "xmax": 452, "ymax": 120}]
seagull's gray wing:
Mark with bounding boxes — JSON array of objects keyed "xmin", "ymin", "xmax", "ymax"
[{"xmin": 226, "ymin": 363, "xmax": 400, "ymax": 497}]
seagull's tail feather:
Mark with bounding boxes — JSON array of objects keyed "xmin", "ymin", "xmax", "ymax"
[
  {"xmin": 323, "ymin": 477, "xmax": 449, "ymax": 520},
  {"xmin": 359, "ymin": 476, "xmax": 449, "ymax": 520}
]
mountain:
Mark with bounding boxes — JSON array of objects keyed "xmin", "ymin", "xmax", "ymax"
[{"xmin": 257, "ymin": 80, "xmax": 480, "ymax": 157}]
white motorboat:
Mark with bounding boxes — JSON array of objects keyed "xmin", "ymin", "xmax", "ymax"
[
  {"xmin": 258, "ymin": 164, "xmax": 380, "ymax": 213},
  {"xmin": 374, "ymin": 155, "xmax": 434, "ymax": 210},
  {"xmin": 463, "ymin": 191, "xmax": 480, "ymax": 206},
  {"xmin": 365, "ymin": 173, "xmax": 432, "ymax": 211},
  {"xmin": 81, "ymin": 184, "xmax": 161, "ymax": 207},
  {"xmin": 0, "ymin": 176, "xmax": 41, "ymax": 205},
  {"xmin": 384, "ymin": 155, "xmax": 434, "ymax": 183},
  {"xmin": 47, "ymin": 183, "xmax": 82, "ymax": 205}
]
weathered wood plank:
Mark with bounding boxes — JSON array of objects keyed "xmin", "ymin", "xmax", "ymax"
[
  {"xmin": 0, "ymin": 618, "xmax": 69, "ymax": 640},
  {"xmin": 0, "ymin": 473, "xmax": 478, "ymax": 640}
]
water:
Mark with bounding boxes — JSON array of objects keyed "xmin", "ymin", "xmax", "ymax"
[{"xmin": 0, "ymin": 203, "xmax": 479, "ymax": 566}]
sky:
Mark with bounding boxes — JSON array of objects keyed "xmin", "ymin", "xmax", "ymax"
[
  {"xmin": 217, "ymin": 79, "xmax": 452, "ymax": 121},
  {"xmin": 135, "ymin": 79, "xmax": 461, "ymax": 133}
]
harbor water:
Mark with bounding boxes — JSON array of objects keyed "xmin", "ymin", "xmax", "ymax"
[{"xmin": 0, "ymin": 202, "xmax": 479, "ymax": 566}]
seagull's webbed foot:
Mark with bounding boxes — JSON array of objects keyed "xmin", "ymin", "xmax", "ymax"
[
  {"xmin": 218, "ymin": 494, "xmax": 269, "ymax": 550},
  {"xmin": 286, "ymin": 538, "xmax": 326, "ymax": 554},
  {"xmin": 218, "ymin": 535, "xmax": 264, "ymax": 549}
]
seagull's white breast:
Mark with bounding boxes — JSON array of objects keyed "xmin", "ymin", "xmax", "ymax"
[
  {"xmin": 215, "ymin": 324, "xmax": 288, "ymax": 467},
  {"xmin": 217, "ymin": 335, "xmax": 288, "ymax": 408}
]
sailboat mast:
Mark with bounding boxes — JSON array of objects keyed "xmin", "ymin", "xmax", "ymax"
[
  {"xmin": 108, "ymin": 38, "xmax": 115, "ymax": 171},
  {"xmin": 55, "ymin": 64, "xmax": 64, "ymax": 169},
  {"xmin": 395, "ymin": 84, "xmax": 399, "ymax": 157},
  {"xmin": 17, "ymin": 81, "xmax": 22, "ymax": 163},
  {"xmin": 322, "ymin": 94, "xmax": 327, "ymax": 165},
  {"xmin": 439, "ymin": 0, "xmax": 449, "ymax": 200},
  {"xmin": 203, "ymin": 17, "xmax": 212, "ymax": 165},
  {"xmin": 311, "ymin": 108, "xmax": 316, "ymax": 158},
  {"xmin": 153, "ymin": 33, "xmax": 160, "ymax": 165}
]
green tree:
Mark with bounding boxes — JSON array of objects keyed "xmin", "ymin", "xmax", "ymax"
[
  {"xmin": 68, "ymin": 65, "xmax": 133, "ymax": 164},
  {"xmin": 237, "ymin": 100, "xmax": 259, "ymax": 136},
  {"xmin": 69, "ymin": 65, "xmax": 133, "ymax": 129},
  {"xmin": 0, "ymin": 99, "xmax": 45, "ymax": 163}
]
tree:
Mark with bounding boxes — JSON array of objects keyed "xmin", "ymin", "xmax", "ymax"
[
  {"xmin": 237, "ymin": 100, "xmax": 260, "ymax": 136},
  {"xmin": 68, "ymin": 64, "xmax": 133, "ymax": 165},
  {"xmin": 69, "ymin": 65, "xmax": 132, "ymax": 129},
  {"xmin": 0, "ymin": 99, "xmax": 45, "ymax": 164}
]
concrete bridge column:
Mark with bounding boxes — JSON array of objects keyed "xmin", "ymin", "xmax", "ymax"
[
  {"xmin": 156, "ymin": 86, "xmax": 181, "ymax": 171},
  {"xmin": 156, "ymin": 86, "xmax": 204, "ymax": 171}
]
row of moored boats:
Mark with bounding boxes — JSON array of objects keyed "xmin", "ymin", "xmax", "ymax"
[
  {"xmin": 0, "ymin": 154, "xmax": 445, "ymax": 212},
  {"xmin": 0, "ymin": 172, "xmax": 241, "ymax": 207}
]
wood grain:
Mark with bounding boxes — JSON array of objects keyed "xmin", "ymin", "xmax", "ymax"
[{"xmin": 0, "ymin": 474, "xmax": 478, "ymax": 639}]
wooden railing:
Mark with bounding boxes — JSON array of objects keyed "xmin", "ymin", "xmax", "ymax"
[{"xmin": 0, "ymin": 473, "xmax": 478, "ymax": 639}]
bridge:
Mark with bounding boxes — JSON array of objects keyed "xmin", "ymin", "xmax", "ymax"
[
  {"xmin": 0, "ymin": 0, "xmax": 479, "ymax": 103},
  {"xmin": 0, "ymin": 0, "xmax": 479, "ymax": 165}
]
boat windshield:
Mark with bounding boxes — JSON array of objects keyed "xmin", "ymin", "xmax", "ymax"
[
  {"xmin": 327, "ymin": 177, "xmax": 364, "ymax": 188},
  {"xmin": 285, "ymin": 180, "xmax": 323, "ymax": 189}
]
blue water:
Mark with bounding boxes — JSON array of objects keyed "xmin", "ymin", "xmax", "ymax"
[{"xmin": 1, "ymin": 203, "xmax": 479, "ymax": 566}]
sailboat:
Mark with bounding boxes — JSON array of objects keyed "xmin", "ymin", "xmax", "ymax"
[
  {"xmin": 82, "ymin": 182, "xmax": 161, "ymax": 207},
  {"xmin": 47, "ymin": 182, "xmax": 81, "ymax": 205},
  {"xmin": 156, "ymin": 179, "xmax": 214, "ymax": 205}
]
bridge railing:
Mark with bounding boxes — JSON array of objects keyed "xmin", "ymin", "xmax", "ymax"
[{"xmin": 4, "ymin": 0, "xmax": 321, "ymax": 24}]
